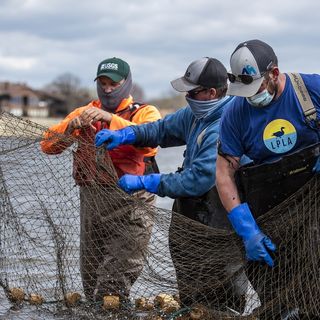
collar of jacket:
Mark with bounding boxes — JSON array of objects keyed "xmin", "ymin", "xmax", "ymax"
[
  {"xmin": 201, "ymin": 96, "xmax": 234, "ymax": 122},
  {"xmin": 114, "ymin": 96, "xmax": 133, "ymax": 113}
]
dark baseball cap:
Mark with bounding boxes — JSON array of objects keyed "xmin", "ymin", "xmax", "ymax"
[
  {"xmin": 95, "ymin": 57, "xmax": 130, "ymax": 82},
  {"xmin": 171, "ymin": 57, "xmax": 228, "ymax": 92},
  {"xmin": 227, "ymin": 39, "xmax": 278, "ymax": 97}
]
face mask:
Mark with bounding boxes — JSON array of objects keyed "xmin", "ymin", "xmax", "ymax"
[
  {"xmin": 97, "ymin": 71, "xmax": 133, "ymax": 112},
  {"xmin": 246, "ymin": 88, "xmax": 275, "ymax": 108},
  {"xmin": 186, "ymin": 96, "xmax": 219, "ymax": 119}
]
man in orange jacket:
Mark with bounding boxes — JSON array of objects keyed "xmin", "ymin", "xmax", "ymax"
[{"xmin": 41, "ymin": 57, "xmax": 161, "ymax": 302}]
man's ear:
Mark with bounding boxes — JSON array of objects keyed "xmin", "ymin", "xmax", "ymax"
[
  {"xmin": 270, "ymin": 67, "xmax": 280, "ymax": 80},
  {"xmin": 210, "ymin": 88, "xmax": 217, "ymax": 99}
]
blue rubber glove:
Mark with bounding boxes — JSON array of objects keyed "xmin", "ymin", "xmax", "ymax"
[
  {"xmin": 312, "ymin": 156, "xmax": 320, "ymax": 173},
  {"xmin": 228, "ymin": 203, "xmax": 276, "ymax": 267},
  {"xmin": 118, "ymin": 174, "xmax": 161, "ymax": 194},
  {"xmin": 95, "ymin": 127, "xmax": 136, "ymax": 150}
]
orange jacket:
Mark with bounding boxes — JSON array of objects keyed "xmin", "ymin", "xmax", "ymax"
[{"xmin": 41, "ymin": 96, "xmax": 161, "ymax": 184}]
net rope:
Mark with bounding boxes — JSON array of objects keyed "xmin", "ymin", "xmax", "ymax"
[{"xmin": 0, "ymin": 111, "xmax": 319, "ymax": 319}]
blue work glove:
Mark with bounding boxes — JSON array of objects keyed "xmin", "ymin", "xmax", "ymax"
[
  {"xmin": 228, "ymin": 203, "xmax": 276, "ymax": 267},
  {"xmin": 312, "ymin": 156, "xmax": 320, "ymax": 173},
  {"xmin": 95, "ymin": 127, "xmax": 136, "ymax": 150},
  {"xmin": 118, "ymin": 174, "xmax": 161, "ymax": 194}
]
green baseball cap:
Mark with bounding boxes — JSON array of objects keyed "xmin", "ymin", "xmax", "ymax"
[{"xmin": 95, "ymin": 57, "xmax": 130, "ymax": 82}]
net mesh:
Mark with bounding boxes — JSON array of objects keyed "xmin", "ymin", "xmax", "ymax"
[{"xmin": 0, "ymin": 111, "xmax": 319, "ymax": 319}]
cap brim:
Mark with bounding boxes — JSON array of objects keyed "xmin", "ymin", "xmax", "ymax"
[
  {"xmin": 170, "ymin": 77, "xmax": 199, "ymax": 92},
  {"xmin": 95, "ymin": 72, "xmax": 124, "ymax": 82},
  {"xmin": 227, "ymin": 77, "xmax": 264, "ymax": 97}
]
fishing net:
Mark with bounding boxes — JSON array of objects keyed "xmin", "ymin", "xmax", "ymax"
[{"xmin": 0, "ymin": 111, "xmax": 319, "ymax": 319}]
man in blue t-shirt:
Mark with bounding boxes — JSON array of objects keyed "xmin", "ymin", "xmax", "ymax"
[{"xmin": 216, "ymin": 39, "xmax": 320, "ymax": 268}]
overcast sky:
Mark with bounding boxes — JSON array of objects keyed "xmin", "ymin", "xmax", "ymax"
[{"xmin": 1, "ymin": 0, "xmax": 320, "ymax": 99}]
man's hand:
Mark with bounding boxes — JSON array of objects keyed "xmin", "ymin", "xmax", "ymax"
[
  {"xmin": 243, "ymin": 233, "xmax": 276, "ymax": 267},
  {"xmin": 95, "ymin": 127, "xmax": 136, "ymax": 150},
  {"xmin": 66, "ymin": 108, "xmax": 112, "ymax": 134},
  {"xmin": 80, "ymin": 108, "xmax": 112, "ymax": 125},
  {"xmin": 313, "ymin": 156, "xmax": 320, "ymax": 173},
  {"xmin": 66, "ymin": 116, "xmax": 89, "ymax": 134},
  {"xmin": 118, "ymin": 174, "xmax": 161, "ymax": 194},
  {"xmin": 228, "ymin": 203, "xmax": 276, "ymax": 267}
]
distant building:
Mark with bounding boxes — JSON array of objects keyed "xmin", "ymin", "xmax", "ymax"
[{"xmin": 0, "ymin": 82, "xmax": 66, "ymax": 117}]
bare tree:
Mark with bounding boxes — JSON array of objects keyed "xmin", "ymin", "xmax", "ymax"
[{"xmin": 45, "ymin": 73, "xmax": 93, "ymax": 114}]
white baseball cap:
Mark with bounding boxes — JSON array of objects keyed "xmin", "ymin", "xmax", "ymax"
[{"xmin": 227, "ymin": 39, "xmax": 278, "ymax": 97}]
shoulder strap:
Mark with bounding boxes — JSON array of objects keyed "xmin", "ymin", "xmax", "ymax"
[
  {"xmin": 287, "ymin": 72, "xmax": 317, "ymax": 121},
  {"xmin": 128, "ymin": 102, "xmax": 148, "ymax": 121},
  {"xmin": 115, "ymin": 102, "xmax": 146, "ymax": 117}
]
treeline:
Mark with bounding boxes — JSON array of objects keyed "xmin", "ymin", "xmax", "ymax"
[{"xmin": 44, "ymin": 73, "xmax": 186, "ymax": 116}]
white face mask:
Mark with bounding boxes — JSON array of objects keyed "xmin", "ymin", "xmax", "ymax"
[{"xmin": 246, "ymin": 89, "xmax": 275, "ymax": 108}]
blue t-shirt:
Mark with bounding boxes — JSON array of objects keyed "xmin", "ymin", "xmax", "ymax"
[{"xmin": 219, "ymin": 73, "xmax": 320, "ymax": 164}]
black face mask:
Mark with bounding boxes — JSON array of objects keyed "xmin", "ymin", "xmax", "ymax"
[{"xmin": 96, "ymin": 71, "xmax": 133, "ymax": 112}]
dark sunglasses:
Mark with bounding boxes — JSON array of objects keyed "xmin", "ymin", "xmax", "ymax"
[
  {"xmin": 227, "ymin": 72, "xmax": 267, "ymax": 85},
  {"xmin": 188, "ymin": 87, "xmax": 208, "ymax": 97},
  {"xmin": 228, "ymin": 71, "xmax": 268, "ymax": 84}
]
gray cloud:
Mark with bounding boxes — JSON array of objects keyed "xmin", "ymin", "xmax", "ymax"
[{"xmin": 0, "ymin": 0, "xmax": 320, "ymax": 99}]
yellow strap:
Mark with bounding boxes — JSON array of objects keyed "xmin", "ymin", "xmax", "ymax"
[{"xmin": 287, "ymin": 72, "xmax": 317, "ymax": 120}]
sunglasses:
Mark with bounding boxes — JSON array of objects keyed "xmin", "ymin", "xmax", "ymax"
[
  {"xmin": 227, "ymin": 72, "xmax": 267, "ymax": 85},
  {"xmin": 188, "ymin": 87, "xmax": 208, "ymax": 97}
]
